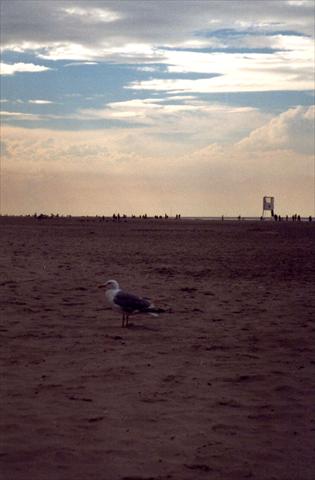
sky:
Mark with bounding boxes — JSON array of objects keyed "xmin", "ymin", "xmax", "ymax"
[{"xmin": 0, "ymin": 0, "xmax": 314, "ymax": 217}]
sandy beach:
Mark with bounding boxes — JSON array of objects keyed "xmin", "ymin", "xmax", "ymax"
[{"xmin": 1, "ymin": 217, "xmax": 314, "ymax": 480}]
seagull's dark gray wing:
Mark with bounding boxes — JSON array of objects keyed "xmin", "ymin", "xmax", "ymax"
[{"xmin": 114, "ymin": 291, "xmax": 151, "ymax": 313}]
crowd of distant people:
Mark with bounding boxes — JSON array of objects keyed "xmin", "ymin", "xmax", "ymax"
[
  {"xmin": 219, "ymin": 214, "xmax": 313, "ymax": 222},
  {"xmin": 267, "ymin": 214, "xmax": 312, "ymax": 222},
  {"xmin": 30, "ymin": 212, "xmax": 312, "ymax": 222},
  {"xmin": 112, "ymin": 213, "xmax": 181, "ymax": 222}
]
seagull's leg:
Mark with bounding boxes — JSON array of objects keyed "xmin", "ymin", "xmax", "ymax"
[
  {"xmin": 122, "ymin": 312, "xmax": 125, "ymax": 328},
  {"xmin": 126, "ymin": 314, "xmax": 129, "ymax": 327}
]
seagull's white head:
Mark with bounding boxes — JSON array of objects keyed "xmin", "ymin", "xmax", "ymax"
[{"xmin": 98, "ymin": 279, "xmax": 120, "ymax": 290}]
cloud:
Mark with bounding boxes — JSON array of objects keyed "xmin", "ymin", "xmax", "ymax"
[
  {"xmin": 1, "ymin": 0, "xmax": 313, "ymax": 102},
  {"xmin": 127, "ymin": 38, "xmax": 314, "ymax": 93},
  {"xmin": 76, "ymin": 97, "xmax": 268, "ymax": 150},
  {"xmin": 0, "ymin": 110, "xmax": 42, "ymax": 120},
  {"xmin": 287, "ymin": 1, "xmax": 309, "ymax": 6},
  {"xmin": 0, "ymin": 62, "xmax": 51, "ymax": 75},
  {"xmin": 62, "ymin": 6, "xmax": 121, "ymax": 23},
  {"xmin": 79, "ymin": 98, "xmax": 203, "ymax": 121},
  {"xmin": 36, "ymin": 42, "xmax": 164, "ymax": 63},
  {"xmin": 238, "ymin": 106, "xmax": 315, "ymax": 154},
  {"xmin": 2, "ymin": 1, "xmax": 314, "ymax": 60},
  {"xmin": 28, "ymin": 99, "xmax": 54, "ymax": 104},
  {"xmin": 2, "ymin": 105, "xmax": 313, "ymax": 216},
  {"xmin": 2, "ymin": 1, "xmax": 314, "ymax": 50},
  {"xmin": 64, "ymin": 61, "xmax": 98, "ymax": 67},
  {"xmin": 1, "ymin": 2, "xmax": 313, "ymax": 215}
]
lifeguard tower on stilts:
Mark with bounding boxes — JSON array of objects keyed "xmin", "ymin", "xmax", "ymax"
[{"xmin": 262, "ymin": 196, "xmax": 274, "ymax": 219}]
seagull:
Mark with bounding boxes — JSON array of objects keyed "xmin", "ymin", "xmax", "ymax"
[{"xmin": 98, "ymin": 279, "xmax": 164, "ymax": 327}]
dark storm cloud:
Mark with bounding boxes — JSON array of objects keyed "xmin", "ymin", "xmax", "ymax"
[{"xmin": 1, "ymin": 0, "xmax": 313, "ymax": 53}]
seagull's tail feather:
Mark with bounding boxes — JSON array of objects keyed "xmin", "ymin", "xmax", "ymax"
[{"xmin": 146, "ymin": 307, "xmax": 167, "ymax": 317}]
